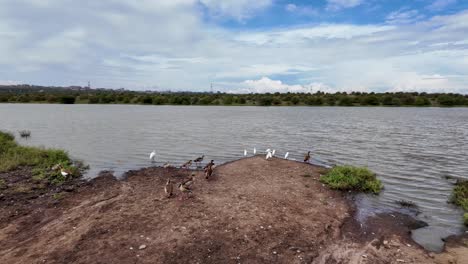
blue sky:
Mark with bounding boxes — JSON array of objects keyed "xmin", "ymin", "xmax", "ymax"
[{"xmin": 0, "ymin": 0, "xmax": 467, "ymax": 93}]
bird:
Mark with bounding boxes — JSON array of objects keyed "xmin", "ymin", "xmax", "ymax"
[
  {"xmin": 164, "ymin": 179, "xmax": 173, "ymax": 198},
  {"xmin": 182, "ymin": 176, "xmax": 194, "ymax": 189},
  {"xmin": 163, "ymin": 163, "xmax": 174, "ymax": 168},
  {"xmin": 266, "ymin": 150, "xmax": 273, "ymax": 160},
  {"xmin": 204, "ymin": 160, "xmax": 215, "ymax": 170},
  {"xmin": 304, "ymin": 151, "xmax": 311, "ymax": 163},
  {"xmin": 60, "ymin": 167, "xmax": 72, "ymax": 177},
  {"xmin": 178, "ymin": 183, "xmax": 191, "ymax": 199},
  {"xmin": 194, "ymin": 155, "xmax": 204, "ymax": 167},
  {"xmin": 253, "ymin": 148, "xmax": 257, "ymax": 155},
  {"xmin": 266, "ymin": 148, "xmax": 271, "ymax": 153},
  {"xmin": 244, "ymin": 149, "xmax": 247, "ymax": 156},
  {"xmin": 181, "ymin": 160, "xmax": 192, "ymax": 169},
  {"xmin": 149, "ymin": 150, "xmax": 156, "ymax": 162},
  {"xmin": 284, "ymin": 152, "xmax": 289, "ymax": 159},
  {"xmin": 272, "ymin": 149, "xmax": 276, "ymax": 156},
  {"xmin": 205, "ymin": 164, "xmax": 213, "ymax": 179}
]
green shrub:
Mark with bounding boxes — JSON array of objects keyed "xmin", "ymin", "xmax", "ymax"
[
  {"xmin": 320, "ymin": 166, "xmax": 383, "ymax": 194},
  {"xmin": 451, "ymin": 181, "xmax": 468, "ymax": 211}
]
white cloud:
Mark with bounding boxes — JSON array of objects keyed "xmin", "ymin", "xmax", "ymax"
[
  {"xmin": 285, "ymin": 3, "xmax": 318, "ymax": 16},
  {"xmin": 386, "ymin": 9, "xmax": 425, "ymax": 24},
  {"xmin": 200, "ymin": 0, "xmax": 272, "ymax": 21},
  {"xmin": 427, "ymin": 0, "xmax": 457, "ymax": 11},
  {"xmin": 235, "ymin": 77, "xmax": 334, "ymax": 94},
  {"xmin": 327, "ymin": 0, "xmax": 364, "ymax": 11}
]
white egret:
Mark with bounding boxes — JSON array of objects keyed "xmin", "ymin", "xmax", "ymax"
[
  {"xmin": 253, "ymin": 148, "xmax": 257, "ymax": 155},
  {"xmin": 244, "ymin": 149, "xmax": 247, "ymax": 156},
  {"xmin": 265, "ymin": 150, "xmax": 273, "ymax": 160},
  {"xmin": 284, "ymin": 152, "xmax": 289, "ymax": 159},
  {"xmin": 272, "ymin": 149, "xmax": 276, "ymax": 156},
  {"xmin": 150, "ymin": 150, "xmax": 156, "ymax": 162}
]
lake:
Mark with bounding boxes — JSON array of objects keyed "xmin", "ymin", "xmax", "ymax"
[{"xmin": 0, "ymin": 104, "xmax": 467, "ymax": 251}]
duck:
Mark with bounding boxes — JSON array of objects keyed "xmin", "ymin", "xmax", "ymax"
[
  {"xmin": 204, "ymin": 160, "xmax": 215, "ymax": 170},
  {"xmin": 164, "ymin": 179, "xmax": 173, "ymax": 198},
  {"xmin": 181, "ymin": 160, "xmax": 192, "ymax": 169},
  {"xmin": 304, "ymin": 151, "xmax": 311, "ymax": 163},
  {"xmin": 178, "ymin": 182, "xmax": 191, "ymax": 199},
  {"xmin": 182, "ymin": 176, "xmax": 194, "ymax": 189},
  {"xmin": 205, "ymin": 164, "xmax": 213, "ymax": 179}
]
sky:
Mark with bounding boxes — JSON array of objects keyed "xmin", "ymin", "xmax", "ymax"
[{"xmin": 0, "ymin": 0, "xmax": 467, "ymax": 94}]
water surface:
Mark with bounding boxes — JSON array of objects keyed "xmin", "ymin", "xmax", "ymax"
[{"xmin": 1, "ymin": 104, "xmax": 466, "ymax": 251}]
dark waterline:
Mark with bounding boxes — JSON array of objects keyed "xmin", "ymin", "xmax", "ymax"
[{"xmin": 0, "ymin": 104, "xmax": 466, "ymax": 251}]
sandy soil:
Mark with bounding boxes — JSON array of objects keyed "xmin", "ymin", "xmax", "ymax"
[{"xmin": 0, "ymin": 156, "xmax": 466, "ymax": 264}]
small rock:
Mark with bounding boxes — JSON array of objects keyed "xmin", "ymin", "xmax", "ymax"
[
  {"xmin": 139, "ymin": 245, "xmax": 147, "ymax": 250},
  {"xmin": 129, "ymin": 247, "xmax": 134, "ymax": 250},
  {"xmin": 362, "ymin": 255, "xmax": 367, "ymax": 258},
  {"xmin": 396, "ymin": 259, "xmax": 405, "ymax": 263},
  {"xmin": 273, "ymin": 251, "xmax": 277, "ymax": 255}
]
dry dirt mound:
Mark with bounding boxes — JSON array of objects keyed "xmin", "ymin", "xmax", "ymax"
[{"xmin": 0, "ymin": 156, "xmax": 466, "ymax": 264}]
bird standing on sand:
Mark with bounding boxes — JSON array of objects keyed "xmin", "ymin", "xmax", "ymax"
[
  {"xmin": 265, "ymin": 150, "xmax": 273, "ymax": 160},
  {"xmin": 164, "ymin": 179, "xmax": 173, "ymax": 198},
  {"xmin": 178, "ymin": 183, "xmax": 191, "ymax": 199},
  {"xmin": 253, "ymin": 148, "xmax": 256, "ymax": 155},
  {"xmin": 182, "ymin": 176, "xmax": 194, "ymax": 189},
  {"xmin": 244, "ymin": 149, "xmax": 247, "ymax": 156},
  {"xmin": 304, "ymin": 151, "xmax": 311, "ymax": 163},
  {"xmin": 150, "ymin": 150, "xmax": 156, "ymax": 162},
  {"xmin": 194, "ymin": 155, "xmax": 204, "ymax": 167},
  {"xmin": 204, "ymin": 160, "xmax": 215, "ymax": 170},
  {"xmin": 284, "ymin": 152, "xmax": 289, "ymax": 159},
  {"xmin": 181, "ymin": 160, "xmax": 192, "ymax": 169},
  {"xmin": 205, "ymin": 164, "xmax": 213, "ymax": 179},
  {"xmin": 272, "ymin": 149, "xmax": 276, "ymax": 156}
]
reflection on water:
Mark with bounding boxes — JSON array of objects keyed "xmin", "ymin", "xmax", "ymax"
[{"xmin": 0, "ymin": 104, "xmax": 466, "ymax": 251}]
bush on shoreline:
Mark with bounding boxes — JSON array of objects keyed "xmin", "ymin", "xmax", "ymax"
[
  {"xmin": 0, "ymin": 130, "xmax": 81, "ymax": 185},
  {"xmin": 320, "ymin": 166, "xmax": 383, "ymax": 194},
  {"xmin": 450, "ymin": 180, "xmax": 468, "ymax": 225}
]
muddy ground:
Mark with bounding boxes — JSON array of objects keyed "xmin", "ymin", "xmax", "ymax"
[{"xmin": 0, "ymin": 156, "xmax": 466, "ymax": 264}]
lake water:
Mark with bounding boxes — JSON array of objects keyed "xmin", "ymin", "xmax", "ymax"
[{"xmin": 0, "ymin": 104, "xmax": 467, "ymax": 251}]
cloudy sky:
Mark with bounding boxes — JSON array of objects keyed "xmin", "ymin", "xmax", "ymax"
[{"xmin": 0, "ymin": 0, "xmax": 467, "ymax": 93}]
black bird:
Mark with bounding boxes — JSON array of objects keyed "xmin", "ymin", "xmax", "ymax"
[{"xmin": 304, "ymin": 151, "xmax": 311, "ymax": 163}]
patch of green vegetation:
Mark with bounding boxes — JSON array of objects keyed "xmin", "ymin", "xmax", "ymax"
[
  {"xmin": 0, "ymin": 178, "xmax": 6, "ymax": 189},
  {"xmin": 53, "ymin": 192, "xmax": 64, "ymax": 200},
  {"xmin": 0, "ymin": 130, "xmax": 83, "ymax": 185},
  {"xmin": 451, "ymin": 181, "xmax": 468, "ymax": 211},
  {"xmin": 464, "ymin": 213, "xmax": 468, "ymax": 226},
  {"xmin": 320, "ymin": 166, "xmax": 383, "ymax": 194}
]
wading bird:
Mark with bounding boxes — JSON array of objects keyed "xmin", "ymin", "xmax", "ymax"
[
  {"xmin": 149, "ymin": 150, "xmax": 156, "ymax": 162},
  {"xmin": 60, "ymin": 166, "xmax": 72, "ymax": 177},
  {"xmin": 244, "ymin": 149, "xmax": 247, "ymax": 156},
  {"xmin": 253, "ymin": 148, "xmax": 256, "ymax": 155},
  {"xmin": 164, "ymin": 179, "xmax": 173, "ymax": 198},
  {"xmin": 284, "ymin": 152, "xmax": 289, "ymax": 159},
  {"xmin": 304, "ymin": 151, "xmax": 311, "ymax": 163},
  {"xmin": 194, "ymin": 155, "xmax": 204, "ymax": 167},
  {"xmin": 266, "ymin": 150, "xmax": 273, "ymax": 160},
  {"xmin": 272, "ymin": 149, "xmax": 276, "ymax": 156}
]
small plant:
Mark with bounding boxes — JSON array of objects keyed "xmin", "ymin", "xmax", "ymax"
[
  {"xmin": 53, "ymin": 192, "xmax": 64, "ymax": 200},
  {"xmin": 396, "ymin": 199, "xmax": 417, "ymax": 208},
  {"xmin": 320, "ymin": 165, "xmax": 383, "ymax": 194},
  {"xmin": 464, "ymin": 213, "xmax": 468, "ymax": 226},
  {"xmin": 450, "ymin": 180, "xmax": 468, "ymax": 211},
  {"xmin": 18, "ymin": 130, "xmax": 31, "ymax": 138}
]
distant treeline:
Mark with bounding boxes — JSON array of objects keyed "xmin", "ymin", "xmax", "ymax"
[{"xmin": 1, "ymin": 85, "xmax": 467, "ymax": 107}]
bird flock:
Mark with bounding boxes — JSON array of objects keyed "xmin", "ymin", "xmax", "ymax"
[{"xmin": 150, "ymin": 149, "xmax": 312, "ymax": 199}]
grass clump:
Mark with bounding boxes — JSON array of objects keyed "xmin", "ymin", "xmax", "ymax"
[
  {"xmin": 451, "ymin": 180, "xmax": 468, "ymax": 211},
  {"xmin": 320, "ymin": 165, "xmax": 383, "ymax": 194},
  {"xmin": 0, "ymin": 130, "xmax": 82, "ymax": 185},
  {"xmin": 450, "ymin": 180, "xmax": 468, "ymax": 226}
]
